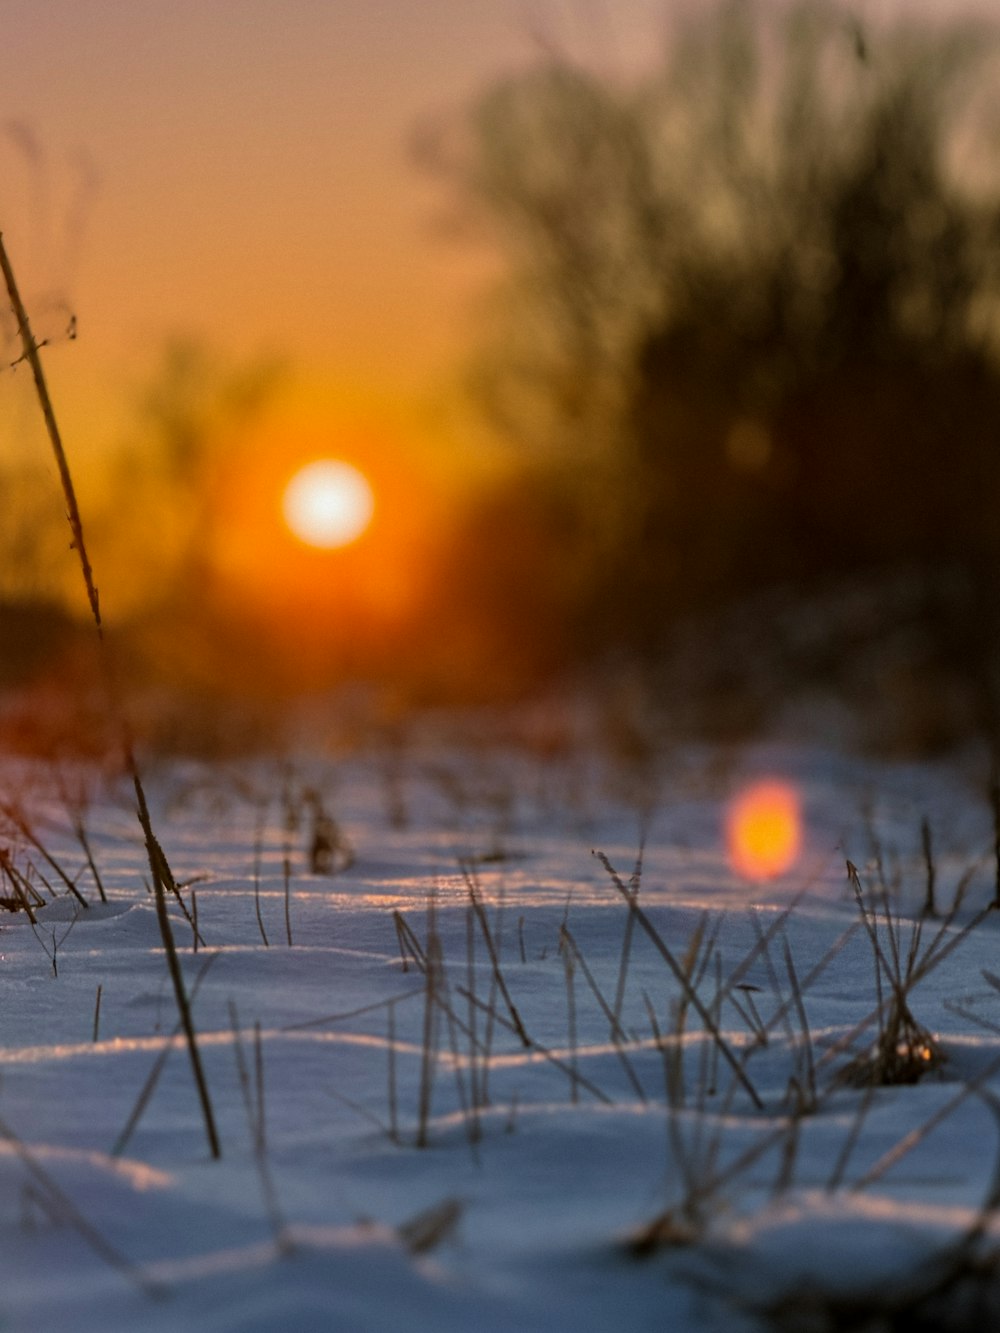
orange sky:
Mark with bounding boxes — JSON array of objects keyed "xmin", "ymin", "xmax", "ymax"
[
  {"xmin": 2, "ymin": 1, "xmax": 983, "ymax": 449},
  {"xmin": 1, "ymin": 2, "xmax": 676, "ymax": 468},
  {"xmin": 1, "ymin": 0, "xmax": 987, "ymax": 629}
]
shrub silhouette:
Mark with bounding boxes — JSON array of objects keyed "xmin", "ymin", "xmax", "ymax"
[{"xmin": 427, "ymin": 0, "xmax": 1000, "ymax": 679}]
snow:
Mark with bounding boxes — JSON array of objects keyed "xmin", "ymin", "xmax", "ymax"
[{"xmin": 2, "ymin": 726, "xmax": 1000, "ymax": 1330}]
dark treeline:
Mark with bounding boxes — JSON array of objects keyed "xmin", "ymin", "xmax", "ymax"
[
  {"xmin": 418, "ymin": 0, "xmax": 1000, "ymax": 720},
  {"xmin": 10, "ymin": 0, "xmax": 1000, "ymax": 745}
]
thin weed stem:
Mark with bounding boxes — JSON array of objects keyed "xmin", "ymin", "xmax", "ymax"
[
  {"xmin": 135, "ymin": 776, "xmax": 221, "ymax": 1158},
  {"xmin": 111, "ymin": 954, "xmax": 218, "ymax": 1158},
  {"xmin": 252, "ymin": 801, "xmax": 270, "ymax": 948},
  {"xmin": 596, "ymin": 850, "xmax": 763, "ymax": 1110},
  {"xmin": 462, "ymin": 864, "xmax": 529, "ymax": 1047},
  {"xmin": 0, "ymin": 1111, "xmax": 163, "ymax": 1298}
]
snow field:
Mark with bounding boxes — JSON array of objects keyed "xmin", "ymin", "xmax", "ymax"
[{"xmin": 0, "ymin": 736, "xmax": 999, "ymax": 1330}]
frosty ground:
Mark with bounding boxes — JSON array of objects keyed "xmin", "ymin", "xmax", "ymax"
[{"xmin": 2, "ymin": 719, "xmax": 1000, "ymax": 1332}]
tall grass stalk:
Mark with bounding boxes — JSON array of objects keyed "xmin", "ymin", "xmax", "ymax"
[
  {"xmin": 920, "ymin": 816, "xmax": 937, "ymax": 918},
  {"xmin": 387, "ymin": 996, "xmax": 400, "ymax": 1144},
  {"xmin": 559, "ymin": 925, "xmax": 580, "ymax": 1103},
  {"xmin": 611, "ymin": 837, "xmax": 645, "ymax": 1035},
  {"xmin": 393, "ymin": 909, "xmax": 427, "ymax": 972},
  {"xmin": 112, "ymin": 953, "xmax": 219, "ymax": 1157},
  {"xmin": 462, "ymin": 864, "xmax": 529, "ymax": 1046},
  {"xmin": 0, "ymin": 233, "xmax": 101, "ymax": 631},
  {"xmin": 1, "ymin": 801, "xmax": 89, "ymax": 909},
  {"xmin": 990, "ymin": 766, "xmax": 1000, "ymax": 910},
  {"xmin": 596, "ymin": 850, "xmax": 763, "ymax": 1110},
  {"xmin": 466, "ymin": 904, "xmax": 484, "ymax": 1130},
  {"xmin": 280, "ymin": 775, "xmax": 296, "ymax": 946},
  {"xmin": 0, "ymin": 850, "xmax": 41, "ymax": 924},
  {"xmin": 135, "ymin": 777, "xmax": 221, "ymax": 1157},
  {"xmin": 560, "ymin": 924, "xmax": 646, "ymax": 1100},
  {"xmin": 455, "ymin": 982, "xmax": 612, "ymax": 1104},
  {"xmin": 60, "ymin": 786, "xmax": 107, "ymax": 904},
  {"xmin": 228, "ymin": 1003, "xmax": 290, "ymax": 1252},
  {"xmin": 0, "ymin": 233, "xmax": 220, "ymax": 1159},
  {"xmin": 0, "ymin": 1111, "xmax": 162, "ymax": 1298},
  {"xmin": 252, "ymin": 800, "xmax": 270, "ymax": 947},
  {"xmin": 416, "ymin": 896, "xmax": 442, "ymax": 1148}
]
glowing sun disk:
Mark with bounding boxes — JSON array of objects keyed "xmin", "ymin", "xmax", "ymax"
[
  {"xmin": 282, "ymin": 460, "xmax": 374, "ymax": 549},
  {"xmin": 726, "ymin": 781, "xmax": 802, "ymax": 881}
]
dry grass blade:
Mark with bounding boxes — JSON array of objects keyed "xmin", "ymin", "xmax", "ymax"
[
  {"xmin": 0, "ymin": 850, "xmax": 41, "ymax": 924},
  {"xmin": 134, "ymin": 775, "xmax": 221, "ymax": 1159},
  {"xmin": 780, "ymin": 931, "xmax": 816, "ymax": 1110},
  {"xmin": 462, "ymin": 864, "xmax": 529, "ymax": 1047},
  {"xmin": 990, "ymin": 764, "xmax": 1000, "ymax": 910},
  {"xmin": 466, "ymin": 906, "xmax": 482, "ymax": 1125},
  {"xmin": 611, "ymin": 836, "xmax": 645, "ymax": 1035},
  {"xmin": 325, "ymin": 1087, "xmax": 390, "ymax": 1135},
  {"xmin": 838, "ymin": 860, "xmax": 944, "ymax": 1087},
  {"xmin": 749, "ymin": 919, "xmax": 863, "ymax": 1053},
  {"xmin": 393, "ymin": 910, "xmax": 427, "ymax": 974},
  {"xmin": 416, "ymin": 900, "xmax": 442, "ymax": 1148},
  {"xmin": 112, "ymin": 954, "xmax": 219, "ymax": 1157},
  {"xmin": 436, "ymin": 957, "xmax": 480, "ymax": 1155},
  {"xmin": 1, "ymin": 801, "xmax": 89, "ymax": 910},
  {"xmin": 0, "ymin": 1111, "xmax": 163, "ymax": 1298},
  {"xmin": 630, "ymin": 1105, "xmax": 806, "ymax": 1259},
  {"xmin": 252, "ymin": 800, "xmax": 270, "ymax": 948},
  {"xmin": 748, "ymin": 911, "xmax": 796, "ymax": 1049},
  {"xmin": 921, "ymin": 815, "xmax": 937, "ymax": 918},
  {"xmin": 759, "ymin": 1093, "xmax": 1000, "ymax": 1331},
  {"xmin": 397, "ymin": 1198, "xmax": 463, "ymax": 1255},
  {"xmin": 852, "ymin": 1049, "xmax": 1000, "ymax": 1191},
  {"xmin": 0, "ymin": 233, "xmax": 101, "ymax": 630},
  {"xmin": 280, "ymin": 987, "xmax": 424, "ymax": 1032},
  {"xmin": 716, "ymin": 883, "xmax": 813, "ymax": 1004},
  {"xmin": 817, "ymin": 887, "xmax": 993, "ymax": 1085},
  {"xmin": 826, "ymin": 1082, "xmax": 877, "ymax": 1192},
  {"xmin": 628, "ymin": 1057, "xmax": 763, "ymax": 1258},
  {"xmin": 454, "ymin": 984, "xmax": 613, "ymax": 1105},
  {"xmin": 229, "ymin": 1004, "xmax": 291, "ymax": 1252},
  {"xmin": 59, "ymin": 785, "xmax": 108, "ymax": 905},
  {"xmin": 560, "ymin": 926, "xmax": 580, "ymax": 1103},
  {"xmin": 728, "ymin": 987, "xmax": 767, "ymax": 1046},
  {"xmin": 595, "ymin": 850, "xmax": 763, "ymax": 1110},
  {"xmin": 2, "ymin": 231, "xmax": 220, "ymax": 1161},
  {"xmin": 561, "ymin": 924, "xmax": 646, "ymax": 1101}
]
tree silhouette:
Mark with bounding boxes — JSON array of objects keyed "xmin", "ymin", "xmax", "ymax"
[{"xmin": 429, "ymin": 0, "xmax": 1000, "ymax": 679}]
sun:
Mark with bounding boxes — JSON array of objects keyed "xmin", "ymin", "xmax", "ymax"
[{"xmin": 282, "ymin": 459, "xmax": 375, "ymax": 549}]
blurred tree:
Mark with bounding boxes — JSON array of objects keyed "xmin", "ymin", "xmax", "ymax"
[
  {"xmin": 0, "ymin": 463, "xmax": 80, "ymax": 685},
  {"xmin": 107, "ymin": 338, "xmax": 284, "ymax": 614},
  {"xmin": 425, "ymin": 0, "xmax": 1000, "ymax": 672}
]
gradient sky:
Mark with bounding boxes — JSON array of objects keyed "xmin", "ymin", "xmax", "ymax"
[
  {"xmin": 1, "ymin": 1, "xmax": 679, "ymax": 471},
  {"xmin": 2, "ymin": 2, "xmax": 987, "ymax": 452}
]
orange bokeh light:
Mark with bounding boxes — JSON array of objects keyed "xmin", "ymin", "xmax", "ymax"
[{"xmin": 726, "ymin": 781, "xmax": 803, "ymax": 881}]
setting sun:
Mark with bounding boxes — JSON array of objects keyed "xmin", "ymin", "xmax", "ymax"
[
  {"xmin": 282, "ymin": 459, "xmax": 375, "ymax": 549},
  {"xmin": 726, "ymin": 780, "xmax": 803, "ymax": 881}
]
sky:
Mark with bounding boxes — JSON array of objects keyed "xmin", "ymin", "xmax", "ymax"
[
  {"xmin": 0, "ymin": 1, "xmax": 675, "ymax": 469},
  {"xmin": 1, "ymin": 1, "xmax": 984, "ymax": 449},
  {"xmin": 1, "ymin": 0, "xmax": 989, "ymax": 625}
]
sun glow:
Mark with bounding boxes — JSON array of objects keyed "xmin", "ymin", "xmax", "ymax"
[
  {"xmin": 726, "ymin": 781, "xmax": 803, "ymax": 881},
  {"xmin": 282, "ymin": 459, "xmax": 375, "ymax": 549}
]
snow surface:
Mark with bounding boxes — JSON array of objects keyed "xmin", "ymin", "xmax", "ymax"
[{"xmin": 2, "ymin": 726, "xmax": 1000, "ymax": 1331}]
